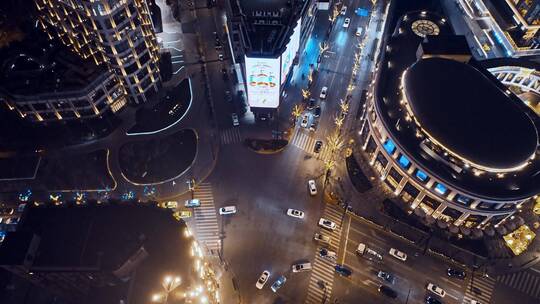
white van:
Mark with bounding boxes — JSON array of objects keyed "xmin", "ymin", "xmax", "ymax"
[
  {"xmin": 292, "ymin": 262, "xmax": 312, "ymax": 272},
  {"xmin": 355, "ymin": 27, "xmax": 363, "ymax": 37}
]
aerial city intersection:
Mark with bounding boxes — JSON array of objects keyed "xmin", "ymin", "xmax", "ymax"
[{"xmin": 0, "ymin": 0, "xmax": 540, "ymax": 303}]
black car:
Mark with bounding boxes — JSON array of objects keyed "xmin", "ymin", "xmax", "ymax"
[
  {"xmin": 377, "ymin": 271, "xmax": 395, "ymax": 284},
  {"xmin": 314, "ymin": 140, "xmax": 323, "ymax": 153},
  {"xmin": 378, "ymin": 285, "xmax": 398, "ymax": 299},
  {"xmin": 309, "ymin": 121, "xmax": 318, "ymax": 132},
  {"xmin": 314, "ymin": 106, "xmax": 321, "ymax": 117},
  {"xmin": 334, "ymin": 264, "xmax": 352, "ymax": 277},
  {"xmin": 426, "ymin": 296, "xmax": 443, "ymax": 304},
  {"xmin": 308, "ymin": 98, "xmax": 316, "ymax": 110},
  {"xmin": 447, "ymin": 268, "xmax": 466, "ymax": 280}
]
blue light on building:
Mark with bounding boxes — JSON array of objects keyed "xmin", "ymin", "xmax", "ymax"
[
  {"xmin": 398, "ymin": 154, "xmax": 410, "ymax": 169},
  {"xmin": 435, "ymin": 183, "xmax": 447, "ymax": 195},
  {"xmin": 456, "ymin": 195, "xmax": 471, "ymax": 205},
  {"xmin": 415, "ymin": 169, "xmax": 428, "ymax": 182},
  {"xmin": 383, "ymin": 139, "xmax": 396, "ymax": 154}
]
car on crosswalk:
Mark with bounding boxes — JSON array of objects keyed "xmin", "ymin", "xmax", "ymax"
[
  {"xmin": 318, "ymin": 218, "xmax": 336, "ymax": 230},
  {"xmin": 185, "ymin": 199, "xmax": 201, "ymax": 208},
  {"xmin": 319, "ymin": 248, "xmax": 337, "ymax": 260},
  {"xmin": 219, "ymin": 206, "xmax": 237, "ymax": 215},
  {"xmin": 426, "ymin": 283, "xmax": 446, "ymax": 297},
  {"xmin": 314, "ymin": 140, "xmax": 323, "ymax": 153},
  {"xmin": 287, "ymin": 208, "xmax": 304, "ymax": 219},
  {"xmin": 314, "ymin": 232, "xmax": 330, "ymax": 245},
  {"xmin": 256, "ymin": 270, "xmax": 270, "ymax": 289},
  {"xmin": 292, "ymin": 262, "xmax": 312, "ymax": 272}
]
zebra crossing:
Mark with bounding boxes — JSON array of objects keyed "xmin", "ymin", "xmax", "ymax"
[
  {"xmin": 496, "ymin": 269, "xmax": 540, "ymax": 300},
  {"xmin": 191, "ymin": 183, "xmax": 220, "ymax": 254},
  {"xmin": 290, "ymin": 129, "xmax": 332, "ymax": 161},
  {"xmin": 305, "ymin": 204, "xmax": 344, "ymax": 304},
  {"xmin": 463, "ymin": 275, "xmax": 495, "ymax": 304},
  {"xmin": 221, "ymin": 128, "xmax": 242, "ymax": 145}
]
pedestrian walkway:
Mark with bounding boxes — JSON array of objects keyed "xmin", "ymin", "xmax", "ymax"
[
  {"xmin": 463, "ymin": 275, "xmax": 495, "ymax": 304},
  {"xmin": 305, "ymin": 204, "xmax": 344, "ymax": 304},
  {"xmin": 191, "ymin": 183, "xmax": 220, "ymax": 253},
  {"xmin": 290, "ymin": 129, "xmax": 332, "ymax": 162},
  {"xmin": 496, "ymin": 270, "xmax": 540, "ymax": 300},
  {"xmin": 220, "ymin": 128, "xmax": 242, "ymax": 145}
]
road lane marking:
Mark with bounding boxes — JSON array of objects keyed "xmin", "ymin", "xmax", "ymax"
[{"xmin": 340, "ymin": 215, "xmax": 352, "ymax": 264}]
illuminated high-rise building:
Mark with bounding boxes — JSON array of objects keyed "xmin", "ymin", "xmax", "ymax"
[{"xmin": 35, "ymin": 0, "xmax": 162, "ymax": 104}]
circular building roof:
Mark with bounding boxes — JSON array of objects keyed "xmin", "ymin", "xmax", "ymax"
[{"xmin": 403, "ymin": 57, "xmax": 538, "ymax": 170}]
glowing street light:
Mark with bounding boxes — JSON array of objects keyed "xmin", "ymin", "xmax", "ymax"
[
  {"xmin": 302, "ymin": 89, "xmax": 310, "ymax": 100},
  {"xmin": 152, "ymin": 275, "xmax": 182, "ymax": 303}
]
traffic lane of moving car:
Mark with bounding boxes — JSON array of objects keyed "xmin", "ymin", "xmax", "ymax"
[{"xmin": 342, "ymin": 221, "xmax": 465, "ymax": 303}]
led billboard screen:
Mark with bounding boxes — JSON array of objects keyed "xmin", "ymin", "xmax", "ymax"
[
  {"xmin": 245, "ymin": 56, "xmax": 280, "ymax": 108},
  {"xmin": 280, "ymin": 18, "xmax": 302, "ymax": 84}
]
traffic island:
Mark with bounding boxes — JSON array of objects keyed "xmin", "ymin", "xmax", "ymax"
[
  {"xmin": 244, "ymin": 138, "xmax": 288, "ymax": 154},
  {"xmin": 119, "ymin": 129, "xmax": 197, "ymax": 184}
]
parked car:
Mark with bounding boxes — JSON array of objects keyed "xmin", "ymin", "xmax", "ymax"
[
  {"xmin": 447, "ymin": 268, "xmax": 466, "ymax": 280},
  {"xmin": 300, "ymin": 114, "xmax": 309, "ymax": 128},
  {"xmin": 389, "ymin": 248, "xmax": 407, "ymax": 261},
  {"xmin": 340, "ymin": 6, "xmax": 347, "ymax": 15},
  {"xmin": 334, "ymin": 264, "xmax": 352, "ymax": 277},
  {"xmin": 320, "ymin": 86, "xmax": 328, "ymax": 99},
  {"xmin": 271, "ymin": 275, "xmax": 287, "ymax": 292},
  {"xmin": 319, "ymin": 248, "xmax": 337, "ymax": 260},
  {"xmin": 185, "ymin": 199, "xmax": 201, "ymax": 208},
  {"xmin": 309, "ymin": 121, "xmax": 318, "ymax": 132},
  {"xmin": 256, "ymin": 270, "xmax": 270, "ymax": 289},
  {"xmin": 378, "ymin": 285, "xmax": 398, "ymax": 299},
  {"xmin": 164, "ymin": 201, "xmax": 178, "ymax": 209},
  {"xmin": 343, "ymin": 18, "xmax": 351, "ymax": 28},
  {"xmin": 232, "ymin": 113, "xmax": 240, "ymax": 127},
  {"xmin": 377, "ymin": 271, "xmax": 395, "ymax": 284},
  {"xmin": 426, "ymin": 283, "xmax": 446, "ymax": 297},
  {"xmin": 314, "ymin": 140, "xmax": 323, "ymax": 153},
  {"xmin": 308, "ymin": 180, "xmax": 317, "ymax": 195},
  {"xmin": 287, "ymin": 208, "xmax": 304, "ymax": 219},
  {"xmin": 292, "ymin": 262, "xmax": 312, "ymax": 273},
  {"xmin": 219, "ymin": 206, "xmax": 237, "ymax": 215},
  {"xmin": 314, "ymin": 106, "xmax": 321, "ymax": 117},
  {"xmin": 313, "ymin": 232, "xmax": 330, "ymax": 244},
  {"xmin": 308, "ymin": 98, "xmax": 316, "ymax": 110},
  {"xmin": 318, "ymin": 218, "xmax": 336, "ymax": 230}
]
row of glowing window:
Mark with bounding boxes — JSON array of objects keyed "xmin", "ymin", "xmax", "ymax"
[{"xmin": 383, "ymin": 138, "xmax": 471, "ymax": 205}]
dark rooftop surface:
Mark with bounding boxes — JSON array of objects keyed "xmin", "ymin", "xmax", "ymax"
[
  {"xmin": 404, "ymin": 57, "xmax": 538, "ymax": 169},
  {"xmin": 372, "ymin": 9, "xmax": 540, "ymax": 200},
  {"xmin": 0, "ymin": 25, "xmax": 105, "ymax": 97},
  {"xmin": 420, "ymin": 35, "xmax": 470, "ymax": 55}
]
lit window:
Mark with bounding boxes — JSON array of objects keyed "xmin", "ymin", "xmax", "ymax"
[
  {"xmin": 415, "ymin": 169, "xmax": 428, "ymax": 182},
  {"xmin": 398, "ymin": 154, "xmax": 410, "ymax": 169},
  {"xmin": 456, "ymin": 195, "xmax": 471, "ymax": 205},
  {"xmin": 383, "ymin": 139, "xmax": 396, "ymax": 154},
  {"xmin": 434, "ymin": 183, "xmax": 447, "ymax": 195}
]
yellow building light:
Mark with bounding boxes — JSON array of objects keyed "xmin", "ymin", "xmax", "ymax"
[{"xmin": 503, "ymin": 225, "xmax": 536, "ymax": 256}]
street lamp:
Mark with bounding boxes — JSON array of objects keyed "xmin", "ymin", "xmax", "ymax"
[
  {"xmin": 302, "ymin": 89, "xmax": 310, "ymax": 100},
  {"xmin": 152, "ymin": 275, "xmax": 182, "ymax": 303}
]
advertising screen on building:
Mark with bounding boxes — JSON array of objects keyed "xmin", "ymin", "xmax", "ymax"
[
  {"xmin": 245, "ymin": 56, "xmax": 281, "ymax": 108},
  {"xmin": 280, "ymin": 18, "xmax": 302, "ymax": 84}
]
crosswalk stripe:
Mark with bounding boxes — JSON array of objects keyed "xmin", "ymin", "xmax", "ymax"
[
  {"xmin": 189, "ymin": 183, "xmax": 220, "ymax": 253},
  {"xmin": 497, "ymin": 270, "xmax": 540, "ymax": 299},
  {"xmin": 463, "ymin": 275, "xmax": 495, "ymax": 304}
]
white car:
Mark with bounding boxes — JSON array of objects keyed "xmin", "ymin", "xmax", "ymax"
[
  {"xmin": 256, "ymin": 270, "xmax": 270, "ymax": 289},
  {"xmin": 308, "ymin": 180, "xmax": 317, "ymax": 195},
  {"xmin": 470, "ymin": 300, "xmax": 481, "ymax": 304},
  {"xmin": 300, "ymin": 114, "xmax": 309, "ymax": 128},
  {"xmin": 343, "ymin": 18, "xmax": 351, "ymax": 28},
  {"xmin": 231, "ymin": 113, "xmax": 240, "ymax": 127},
  {"xmin": 219, "ymin": 206, "xmax": 237, "ymax": 215},
  {"xmin": 319, "ymin": 248, "xmax": 337, "ymax": 260},
  {"xmin": 355, "ymin": 26, "xmax": 363, "ymax": 37},
  {"xmin": 426, "ymin": 283, "xmax": 446, "ymax": 298},
  {"xmin": 318, "ymin": 218, "xmax": 336, "ymax": 230},
  {"xmin": 287, "ymin": 209, "xmax": 305, "ymax": 219},
  {"xmin": 320, "ymin": 86, "xmax": 328, "ymax": 99},
  {"xmin": 340, "ymin": 6, "xmax": 347, "ymax": 15},
  {"xmin": 389, "ymin": 248, "xmax": 407, "ymax": 261},
  {"xmin": 292, "ymin": 262, "xmax": 312, "ymax": 272}
]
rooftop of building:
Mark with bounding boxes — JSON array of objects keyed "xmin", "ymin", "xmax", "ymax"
[
  {"xmin": 373, "ymin": 10, "xmax": 540, "ymax": 200},
  {"xmin": 234, "ymin": 0, "xmax": 307, "ymax": 56},
  {"xmin": 403, "ymin": 57, "xmax": 538, "ymax": 170},
  {"xmin": 0, "ymin": 204, "xmax": 197, "ymax": 304},
  {"xmin": 0, "ymin": 23, "xmax": 107, "ymax": 98}
]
